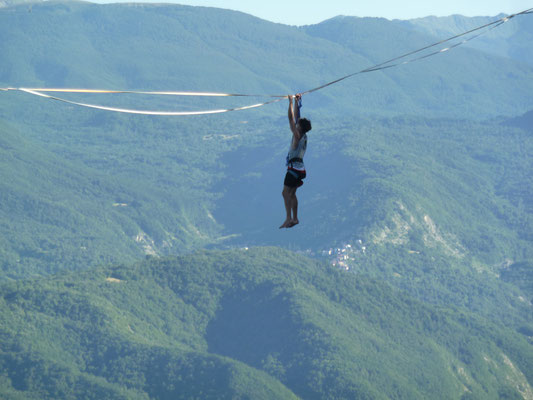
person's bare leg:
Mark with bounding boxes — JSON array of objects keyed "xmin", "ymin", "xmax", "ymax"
[
  {"xmin": 280, "ymin": 186, "xmax": 293, "ymax": 228},
  {"xmin": 288, "ymin": 189, "xmax": 299, "ymax": 227}
]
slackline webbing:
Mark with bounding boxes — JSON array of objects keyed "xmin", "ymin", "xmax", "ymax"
[
  {"xmin": 1, "ymin": 7, "xmax": 532, "ymax": 115},
  {"xmin": 16, "ymin": 88, "xmax": 285, "ymax": 116}
]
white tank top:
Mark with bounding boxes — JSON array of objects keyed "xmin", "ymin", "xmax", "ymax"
[{"xmin": 286, "ymin": 133, "xmax": 307, "ymax": 171}]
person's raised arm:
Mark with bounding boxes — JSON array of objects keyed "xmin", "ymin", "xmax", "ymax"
[
  {"xmin": 293, "ymin": 94, "xmax": 301, "ymax": 122},
  {"xmin": 288, "ymin": 95, "xmax": 294, "ymax": 123},
  {"xmin": 288, "ymin": 96, "xmax": 297, "ymax": 136},
  {"xmin": 288, "ymin": 95, "xmax": 301, "ymax": 139}
]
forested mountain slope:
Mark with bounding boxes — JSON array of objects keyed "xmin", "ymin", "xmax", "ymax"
[
  {"xmin": 1, "ymin": 1, "xmax": 532, "ymax": 279},
  {"xmin": 1, "ymin": 248, "xmax": 531, "ymax": 399},
  {"xmin": 1, "ymin": 2, "xmax": 533, "ymax": 398}
]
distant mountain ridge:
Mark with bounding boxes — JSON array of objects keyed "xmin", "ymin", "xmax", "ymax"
[
  {"xmin": 401, "ymin": 12, "xmax": 533, "ymax": 66},
  {"xmin": 0, "ymin": 0, "xmax": 39, "ymax": 7},
  {"xmin": 1, "ymin": 1, "xmax": 533, "ymax": 118}
]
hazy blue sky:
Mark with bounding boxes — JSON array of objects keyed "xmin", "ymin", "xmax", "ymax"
[{"xmin": 91, "ymin": 0, "xmax": 533, "ymax": 25}]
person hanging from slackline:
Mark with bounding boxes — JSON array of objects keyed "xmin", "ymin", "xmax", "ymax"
[{"xmin": 280, "ymin": 94, "xmax": 312, "ymax": 229}]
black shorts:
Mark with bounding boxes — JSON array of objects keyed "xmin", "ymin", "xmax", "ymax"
[{"xmin": 284, "ymin": 169, "xmax": 306, "ymax": 188}]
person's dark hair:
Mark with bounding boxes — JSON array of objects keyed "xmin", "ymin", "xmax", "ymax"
[{"xmin": 299, "ymin": 118, "xmax": 312, "ymax": 133}]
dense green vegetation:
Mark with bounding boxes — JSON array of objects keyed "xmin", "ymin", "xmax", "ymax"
[
  {"xmin": 1, "ymin": 248, "xmax": 532, "ymax": 399},
  {"xmin": 0, "ymin": 115, "xmax": 230, "ymax": 278},
  {"xmin": 0, "ymin": 1, "xmax": 532, "ymax": 398},
  {"xmin": 501, "ymin": 260, "xmax": 533, "ymax": 300}
]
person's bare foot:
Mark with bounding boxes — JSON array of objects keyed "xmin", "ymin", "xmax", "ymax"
[
  {"xmin": 287, "ymin": 219, "xmax": 299, "ymax": 228},
  {"xmin": 279, "ymin": 220, "xmax": 291, "ymax": 229}
]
